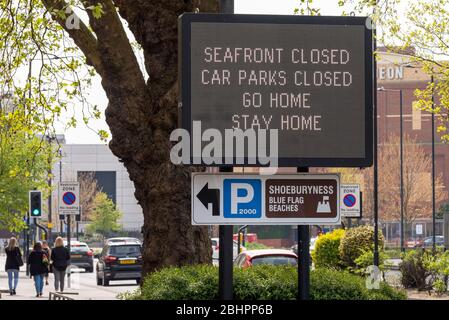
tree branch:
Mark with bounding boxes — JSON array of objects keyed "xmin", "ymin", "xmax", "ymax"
[
  {"xmin": 80, "ymin": 0, "xmax": 146, "ymax": 90},
  {"xmin": 41, "ymin": 0, "xmax": 105, "ymax": 75}
]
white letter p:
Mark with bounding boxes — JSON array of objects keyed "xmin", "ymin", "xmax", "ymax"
[{"xmin": 230, "ymin": 183, "xmax": 254, "ymax": 214}]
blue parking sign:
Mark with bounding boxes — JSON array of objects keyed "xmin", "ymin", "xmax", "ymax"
[{"xmin": 223, "ymin": 179, "xmax": 261, "ymax": 218}]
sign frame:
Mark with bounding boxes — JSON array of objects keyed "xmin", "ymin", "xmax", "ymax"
[
  {"xmin": 58, "ymin": 181, "xmax": 80, "ymax": 215},
  {"xmin": 179, "ymin": 13, "xmax": 374, "ymax": 167},
  {"xmin": 192, "ymin": 173, "xmax": 340, "ymax": 225}
]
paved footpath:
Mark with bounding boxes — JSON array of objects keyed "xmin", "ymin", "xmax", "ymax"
[{"xmin": 0, "ymin": 254, "xmax": 138, "ymax": 300}]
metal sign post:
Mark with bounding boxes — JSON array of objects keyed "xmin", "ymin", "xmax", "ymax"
[
  {"xmin": 217, "ymin": 0, "xmax": 234, "ymax": 301},
  {"xmin": 297, "ymin": 167, "xmax": 310, "ymax": 300},
  {"xmin": 218, "ymin": 165, "xmax": 234, "ymax": 300},
  {"xmin": 25, "ymin": 213, "xmax": 30, "ymax": 276},
  {"xmin": 67, "ymin": 214, "xmax": 71, "ymax": 289}
]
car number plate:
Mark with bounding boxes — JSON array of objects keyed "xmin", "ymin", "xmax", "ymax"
[
  {"xmin": 71, "ymin": 254, "xmax": 82, "ymax": 258},
  {"xmin": 120, "ymin": 259, "xmax": 135, "ymax": 264}
]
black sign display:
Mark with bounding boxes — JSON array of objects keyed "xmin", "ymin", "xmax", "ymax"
[{"xmin": 179, "ymin": 14, "xmax": 373, "ymax": 167}]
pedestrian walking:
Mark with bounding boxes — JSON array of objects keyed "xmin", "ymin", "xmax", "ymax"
[
  {"xmin": 51, "ymin": 237, "xmax": 70, "ymax": 293},
  {"xmin": 42, "ymin": 240, "xmax": 51, "ymax": 285},
  {"xmin": 4, "ymin": 237, "xmax": 23, "ymax": 295},
  {"xmin": 28, "ymin": 242, "xmax": 49, "ymax": 297}
]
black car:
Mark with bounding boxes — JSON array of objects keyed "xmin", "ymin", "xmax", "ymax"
[
  {"xmin": 96, "ymin": 240, "xmax": 143, "ymax": 286},
  {"xmin": 66, "ymin": 241, "xmax": 94, "ymax": 272}
]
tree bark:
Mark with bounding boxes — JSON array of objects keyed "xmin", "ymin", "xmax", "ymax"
[{"xmin": 43, "ymin": 0, "xmax": 218, "ymax": 276}]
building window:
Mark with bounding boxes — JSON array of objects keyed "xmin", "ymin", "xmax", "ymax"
[{"xmin": 412, "ymin": 101, "xmax": 422, "ymax": 130}]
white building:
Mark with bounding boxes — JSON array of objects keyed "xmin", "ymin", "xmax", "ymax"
[{"xmin": 51, "ymin": 137, "xmax": 143, "ymax": 232}]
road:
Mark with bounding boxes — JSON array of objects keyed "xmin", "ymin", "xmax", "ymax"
[{"xmin": 0, "ymin": 255, "xmax": 138, "ymax": 300}]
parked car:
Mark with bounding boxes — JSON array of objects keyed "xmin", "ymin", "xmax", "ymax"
[
  {"xmin": 63, "ymin": 241, "xmax": 94, "ymax": 272},
  {"xmin": 414, "ymin": 236, "xmax": 445, "ymax": 248},
  {"xmin": 234, "ymin": 249, "xmax": 298, "ymax": 269},
  {"xmin": 96, "ymin": 240, "xmax": 143, "ymax": 286},
  {"xmin": 105, "ymin": 237, "xmax": 142, "ymax": 245},
  {"xmin": 211, "ymin": 237, "xmax": 245, "ymax": 265},
  {"xmin": 407, "ymin": 239, "xmax": 422, "ymax": 248}
]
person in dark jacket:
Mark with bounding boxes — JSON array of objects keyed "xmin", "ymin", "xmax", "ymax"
[
  {"xmin": 28, "ymin": 242, "xmax": 49, "ymax": 297},
  {"xmin": 51, "ymin": 237, "xmax": 70, "ymax": 292},
  {"xmin": 42, "ymin": 240, "xmax": 51, "ymax": 285},
  {"xmin": 5, "ymin": 237, "xmax": 23, "ymax": 295}
]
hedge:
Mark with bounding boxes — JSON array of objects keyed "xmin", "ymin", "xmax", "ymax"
[
  {"xmin": 339, "ymin": 225, "xmax": 385, "ymax": 269},
  {"xmin": 312, "ymin": 229, "xmax": 345, "ymax": 269},
  {"xmin": 119, "ymin": 265, "xmax": 406, "ymax": 300}
]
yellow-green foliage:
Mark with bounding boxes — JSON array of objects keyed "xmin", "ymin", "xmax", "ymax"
[
  {"xmin": 312, "ymin": 229, "xmax": 346, "ymax": 269},
  {"xmin": 339, "ymin": 225, "xmax": 385, "ymax": 268}
]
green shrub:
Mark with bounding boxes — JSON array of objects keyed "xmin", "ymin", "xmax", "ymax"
[
  {"xmin": 353, "ymin": 249, "xmax": 387, "ymax": 274},
  {"xmin": 312, "ymin": 229, "xmax": 345, "ymax": 269},
  {"xmin": 366, "ymin": 281, "xmax": 408, "ymax": 300},
  {"xmin": 422, "ymin": 249, "xmax": 449, "ymax": 278},
  {"xmin": 384, "ymin": 249, "xmax": 402, "ymax": 259},
  {"xmin": 310, "ymin": 268, "xmax": 406, "ymax": 300},
  {"xmin": 121, "ymin": 264, "xmax": 405, "ymax": 300},
  {"xmin": 432, "ymin": 278, "xmax": 447, "ymax": 295},
  {"xmin": 339, "ymin": 225, "xmax": 385, "ymax": 269},
  {"xmin": 399, "ymin": 249, "xmax": 432, "ymax": 291},
  {"xmin": 310, "ymin": 268, "xmax": 367, "ymax": 300}
]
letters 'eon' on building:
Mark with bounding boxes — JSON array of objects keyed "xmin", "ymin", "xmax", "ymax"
[
  {"xmin": 179, "ymin": 14, "xmax": 374, "ymax": 167},
  {"xmin": 192, "ymin": 173, "xmax": 340, "ymax": 225}
]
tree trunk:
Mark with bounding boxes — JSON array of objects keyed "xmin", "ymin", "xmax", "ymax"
[
  {"xmin": 101, "ymin": 0, "xmax": 218, "ymax": 275},
  {"xmin": 42, "ymin": 0, "xmax": 218, "ymax": 277}
]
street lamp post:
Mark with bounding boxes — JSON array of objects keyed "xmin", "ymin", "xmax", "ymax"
[
  {"xmin": 399, "ymin": 90, "xmax": 404, "ymax": 252},
  {"xmin": 59, "ymin": 148, "xmax": 63, "ymax": 234},
  {"xmin": 431, "ymin": 75, "xmax": 436, "ymax": 251},
  {"xmin": 378, "ymin": 87, "xmax": 404, "ymax": 252},
  {"xmin": 46, "ymin": 135, "xmax": 54, "ymax": 244}
]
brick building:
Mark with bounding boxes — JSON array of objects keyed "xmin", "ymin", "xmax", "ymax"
[{"xmin": 375, "ymin": 48, "xmax": 448, "ymax": 244}]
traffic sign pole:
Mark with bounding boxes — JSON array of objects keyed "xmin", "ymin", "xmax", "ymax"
[
  {"xmin": 217, "ymin": 0, "xmax": 234, "ymax": 301},
  {"xmin": 218, "ymin": 167, "xmax": 234, "ymax": 300},
  {"xmin": 67, "ymin": 214, "xmax": 71, "ymax": 289},
  {"xmin": 297, "ymin": 167, "xmax": 310, "ymax": 300},
  {"xmin": 25, "ymin": 213, "xmax": 30, "ymax": 276}
]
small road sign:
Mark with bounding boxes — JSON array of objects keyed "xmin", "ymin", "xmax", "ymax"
[
  {"xmin": 192, "ymin": 173, "xmax": 340, "ymax": 225},
  {"xmin": 340, "ymin": 184, "xmax": 361, "ymax": 217},
  {"xmin": 63, "ymin": 192, "xmax": 77, "ymax": 205},
  {"xmin": 59, "ymin": 182, "xmax": 80, "ymax": 215}
]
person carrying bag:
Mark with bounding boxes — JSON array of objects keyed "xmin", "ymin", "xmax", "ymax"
[{"xmin": 28, "ymin": 242, "xmax": 49, "ymax": 298}]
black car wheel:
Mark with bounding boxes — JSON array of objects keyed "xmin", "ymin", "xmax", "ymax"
[
  {"xmin": 136, "ymin": 278, "xmax": 141, "ymax": 285},
  {"xmin": 86, "ymin": 267, "xmax": 94, "ymax": 273}
]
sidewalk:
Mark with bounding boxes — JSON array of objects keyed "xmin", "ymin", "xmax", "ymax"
[
  {"xmin": 0, "ymin": 254, "xmax": 135, "ymax": 300},
  {"xmin": 0, "ymin": 268, "xmax": 52, "ymax": 300}
]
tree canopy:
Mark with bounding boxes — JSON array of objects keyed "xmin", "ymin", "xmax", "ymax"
[
  {"xmin": 86, "ymin": 192, "xmax": 122, "ymax": 238},
  {"xmin": 0, "ymin": 105, "xmax": 53, "ymax": 231}
]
